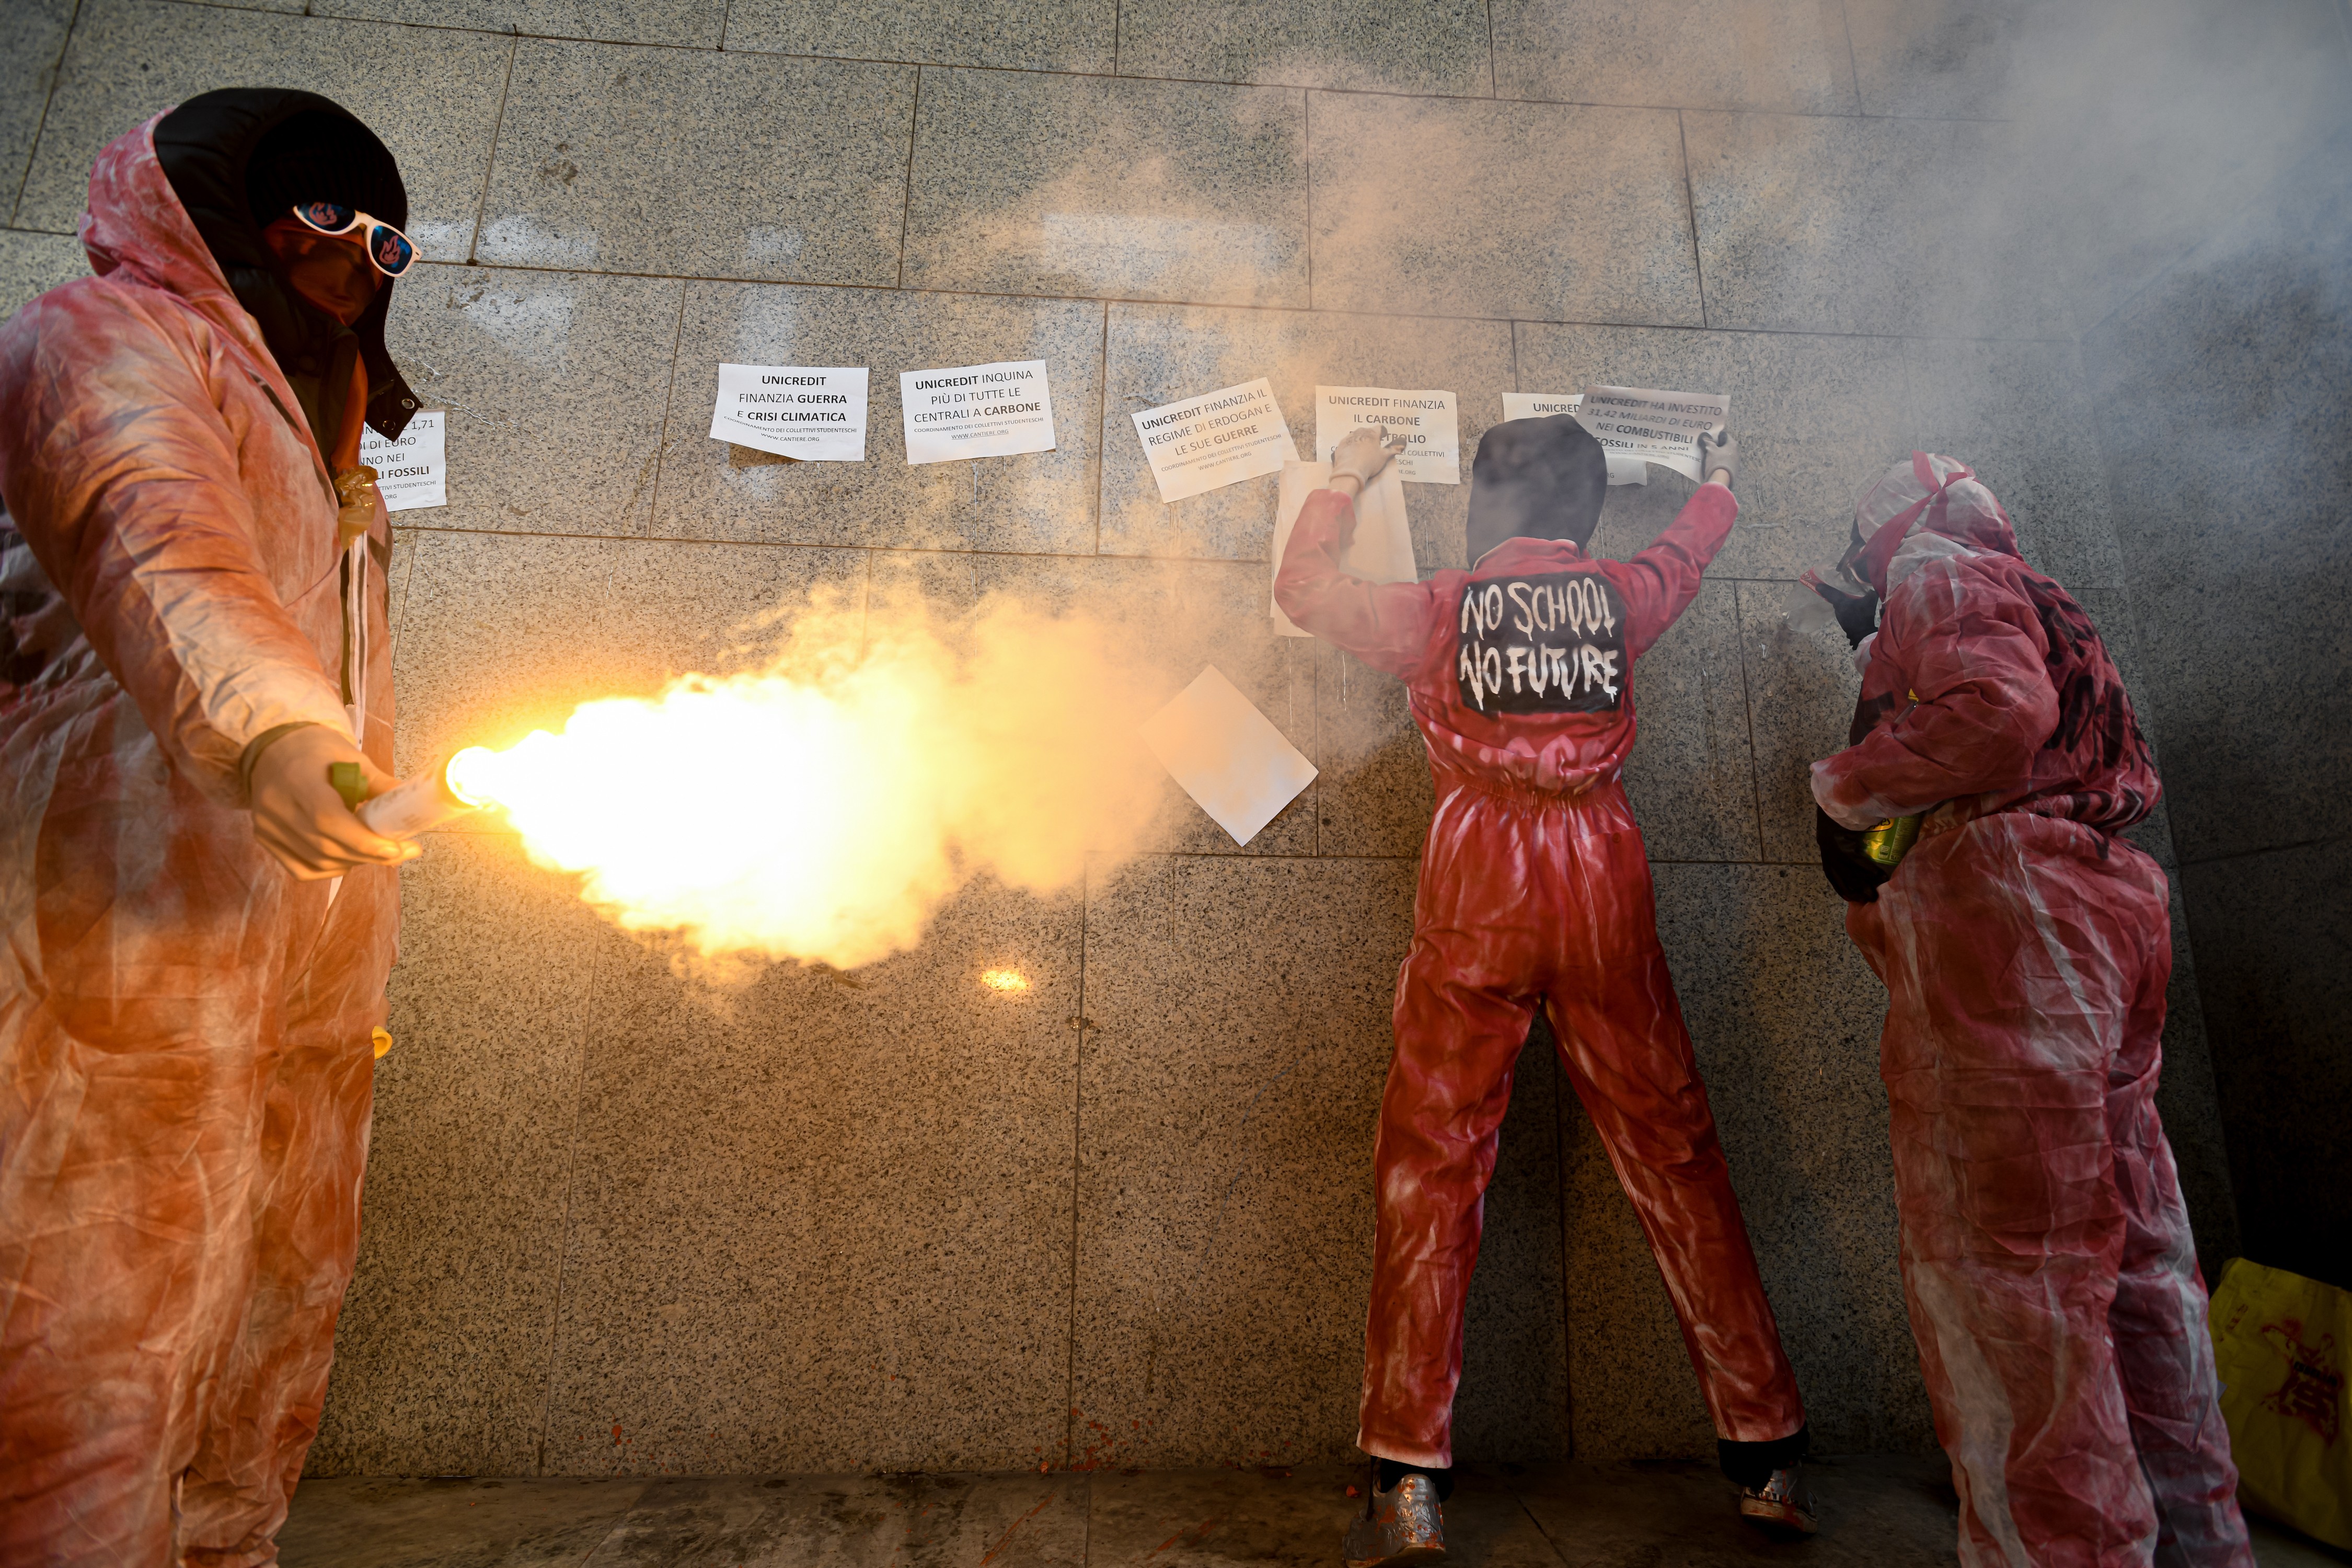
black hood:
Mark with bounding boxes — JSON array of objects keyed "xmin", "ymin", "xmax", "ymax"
[
  {"xmin": 1465, "ymin": 415, "xmax": 1609, "ymax": 563},
  {"xmin": 155, "ymin": 88, "xmax": 419, "ymax": 449}
]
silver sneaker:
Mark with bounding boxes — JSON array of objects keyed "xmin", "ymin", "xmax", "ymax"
[
  {"xmin": 1342, "ymin": 1472, "xmax": 1446, "ymax": 1568},
  {"xmin": 1738, "ymin": 1463, "xmax": 1820, "ymax": 1537}
]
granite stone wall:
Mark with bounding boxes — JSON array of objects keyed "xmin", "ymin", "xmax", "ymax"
[{"xmin": 0, "ymin": 0, "xmax": 2313, "ymax": 1479}]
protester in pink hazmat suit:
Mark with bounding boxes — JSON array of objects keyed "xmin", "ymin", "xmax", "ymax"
[
  {"xmin": 0, "ymin": 90, "xmax": 423, "ymax": 1563},
  {"xmin": 1809, "ymin": 452, "xmax": 2252, "ymax": 1567},
  {"xmin": 1282, "ymin": 419, "xmax": 1816, "ymax": 1567}
]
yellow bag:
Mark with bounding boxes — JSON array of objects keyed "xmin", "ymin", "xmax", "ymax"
[{"xmin": 2209, "ymin": 1257, "xmax": 2352, "ymax": 1549}]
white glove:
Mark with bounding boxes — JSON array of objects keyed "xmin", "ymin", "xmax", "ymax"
[
  {"xmin": 1697, "ymin": 430, "xmax": 1739, "ymax": 491},
  {"xmin": 1331, "ymin": 424, "xmax": 1408, "ymax": 487}
]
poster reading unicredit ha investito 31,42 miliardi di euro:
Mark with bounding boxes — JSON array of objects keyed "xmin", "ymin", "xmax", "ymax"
[{"xmin": 1572, "ymin": 386, "xmax": 1728, "ymax": 483}]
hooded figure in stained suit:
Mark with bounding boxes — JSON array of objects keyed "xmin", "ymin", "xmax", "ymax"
[{"xmin": 0, "ymin": 89, "xmax": 422, "ymax": 1561}]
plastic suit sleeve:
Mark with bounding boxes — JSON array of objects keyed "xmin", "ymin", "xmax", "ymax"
[
  {"xmin": 0, "ymin": 286, "xmax": 352, "ymax": 803},
  {"xmin": 1616, "ymin": 481, "xmax": 1738, "ymax": 659},
  {"xmin": 1273, "ymin": 488, "xmax": 1445, "ymax": 677},
  {"xmin": 1809, "ymin": 556, "xmax": 2059, "ymax": 829}
]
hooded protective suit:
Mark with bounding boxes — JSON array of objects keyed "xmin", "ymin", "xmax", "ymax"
[
  {"xmin": 1814, "ymin": 454, "xmax": 2250, "ymax": 1567},
  {"xmin": 0, "ymin": 94, "xmax": 406, "ymax": 1564},
  {"xmin": 1277, "ymin": 419, "xmax": 1807, "ymax": 1481}
]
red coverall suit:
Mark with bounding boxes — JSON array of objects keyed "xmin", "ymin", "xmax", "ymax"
[
  {"xmin": 1277, "ymin": 481, "xmax": 1805, "ymax": 1470},
  {"xmin": 0, "ymin": 114, "xmax": 398, "ymax": 1562},
  {"xmin": 1814, "ymin": 454, "xmax": 2249, "ymax": 1567}
]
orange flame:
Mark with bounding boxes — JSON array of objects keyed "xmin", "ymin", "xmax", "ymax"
[{"xmin": 446, "ymin": 587, "xmax": 1165, "ymax": 973}]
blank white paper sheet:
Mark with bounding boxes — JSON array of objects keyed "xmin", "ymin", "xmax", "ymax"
[{"xmin": 1139, "ymin": 665, "xmax": 1317, "ymax": 847}]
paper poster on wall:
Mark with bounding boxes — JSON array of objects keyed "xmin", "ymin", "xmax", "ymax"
[
  {"xmin": 359, "ymin": 410, "xmax": 445, "ymax": 511},
  {"xmin": 1139, "ymin": 664, "xmax": 1317, "ymax": 847},
  {"xmin": 1500, "ymin": 393, "xmax": 1648, "ymax": 485},
  {"xmin": 1131, "ymin": 378, "xmax": 1299, "ymax": 502},
  {"xmin": 898, "ymin": 360, "xmax": 1056, "ymax": 465},
  {"xmin": 1573, "ymin": 386, "xmax": 1729, "ymax": 484},
  {"xmin": 1313, "ymin": 385, "xmax": 1460, "ymax": 485},
  {"xmin": 709, "ymin": 364, "xmax": 868, "ymax": 462},
  {"xmin": 1270, "ymin": 461, "xmax": 1415, "ymax": 638}
]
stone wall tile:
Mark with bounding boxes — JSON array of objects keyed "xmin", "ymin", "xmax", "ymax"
[
  {"xmin": 392, "ymin": 530, "xmax": 865, "ymax": 784},
  {"xmin": 385, "ymin": 266, "xmax": 683, "ymax": 538},
  {"xmin": 1734, "ymin": 579, "xmax": 1859, "ymax": 868},
  {"xmin": 2150, "ymin": 878, "xmax": 2241, "ymax": 1281},
  {"xmin": 22, "ymin": 0, "xmax": 510, "ymax": 258},
  {"xmin": 0, "ymin": 0, "xmax": 72, "ymax": 220},
  {"xmin": 1685, "ymin": 110, "xmax": 2065, "ymax": 338},
  {"xmin": 1116, "ymin": 0, "xmax": 1493, "ymax": 96},
  {"xmin": 310, "ymin": 0, "xmax": 725, "ymax": 47},
  {"xmin": 725, "ymin": 0, "xmax": 1114, "ymax": 72},
  {"xmin": 479, "ymin": 42, "xmax": 914, "ymax": 284},
  {"xmin": 1842, "ymin": 0, "xmax": 2027, "ymax": 119},
  {"xmin": 1315, "ymin": 648, "xmax": 1432, "ymax": 863},
  {"xmin": 1492, "ymin": 0, "xmax": 1855, "ymax": 114},
  {"xmin": 904, "ymin": 72, "xmax": 1308, "ymax": 307},
  {"xmin": 1310, "ymin": 95, "xmax": 1701, "ymax": 325},
  {"xmin": 1903, "ymin": 337, "xmax": 2125, "ymax": 595},
  {"xmin": 1456, "ymin": 1042, "xmax": 1570, "ymax": 1465},
  {"xmin": 0, "ymin": 227, "xmax": 86, "ymax": 317},
  {"xmin": 539, "ymin": 881, "xmax": 1084, "ymax": 1474},
  {"xmin": 2009, "ymin": 3, "xmax": 2352, "ymax": 332},
  {"xmin": 2080, "ymin": 140, "xmax": 2352, "ymax": 866},
  {"xmin": 1622, "ymin": 579, "xmax": 1760, "ymax": 864},
  {"xmin": 945, "ymin": 551, "xmax": 1322, "ymax": 858},
  {"xmin": 2181, "ymin": 837, "xmax": 2352, "ymax": 1292},
  {"xmin": 394, "ymin": 531, "xmax": 626, "ymax": 783}
]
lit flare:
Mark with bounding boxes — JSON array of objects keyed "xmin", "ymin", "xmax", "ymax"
[{"xmin": 443, "ymin": 589, "xmax": 1164, "ymax": 974}]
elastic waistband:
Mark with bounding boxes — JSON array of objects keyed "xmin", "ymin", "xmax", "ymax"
[{"xmin": 1439, "ymin": 769, "xmax": 1627, "ymax": 815}]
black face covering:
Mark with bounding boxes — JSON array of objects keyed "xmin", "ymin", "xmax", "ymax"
[
  {"xmin": 153, "ymin": 88, "xmax": 419, "ymax": 453},
  {"xmin": 1464, "ymin": 415, "xmax": 1609, "ymax": 564}
]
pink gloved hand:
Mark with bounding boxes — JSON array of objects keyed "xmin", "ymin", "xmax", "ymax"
[{"xmin": 248, "ymin": 725, "xmax": 417, "ymax": 879}]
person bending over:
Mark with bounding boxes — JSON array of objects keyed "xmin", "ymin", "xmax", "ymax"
[
  {"xmin": 1277, "ymin": 416, "xmax": 1816, "ymax": 1567},
  {"xmin": 1807, "ymin": 453, "xmax": 2252, "ymax": 1567},
  {"xmin": 0, "ymin": 89, "xmax": 425, "ymax": 1563}
]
